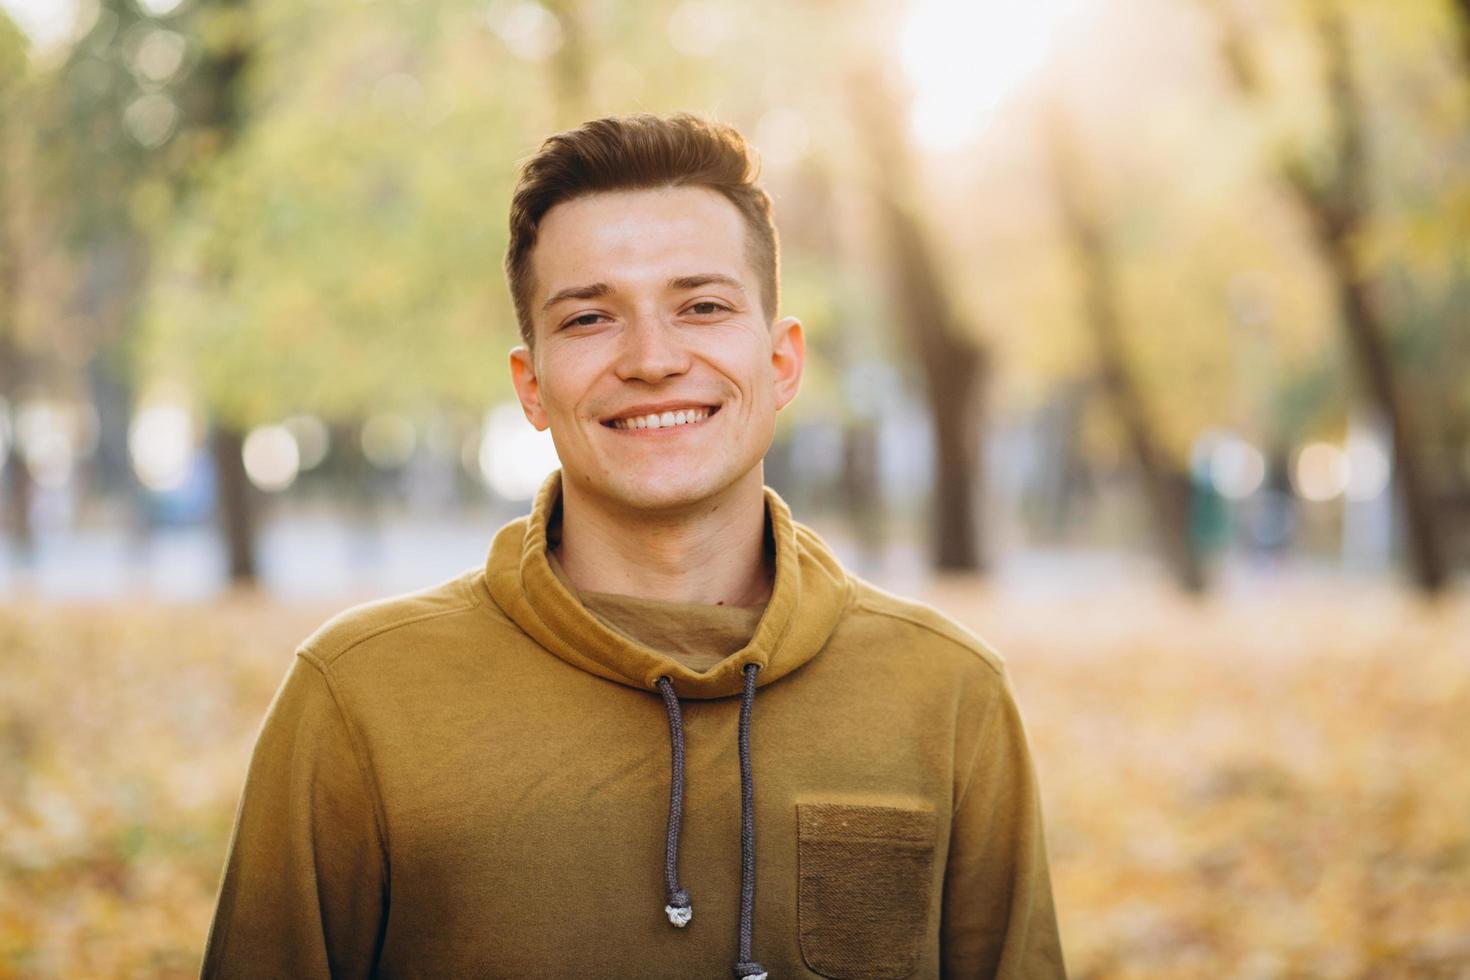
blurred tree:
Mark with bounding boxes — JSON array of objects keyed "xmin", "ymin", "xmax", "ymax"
[
  {"xmin": 53, "ymin": 0, "xmax": 269, "ymax": 582},
  {"xmin": 38, "ymin": 0, "xmax": 164, "ymax": 507},
  {"xmin": 139, "ymin": 0, "xmax": 523, "ymax": 578},
  {"xmin": 544, "ymin": 0, "xmax": 591, "ymax": 126},
  {"xmin": 850, "ymin": 65, "xmax": 991, "ymax": 572},
  {"xmin": 1444, "ymin": 0, "xmax": 1470, "ymax": 560},
  {"xmin": 136, "ymin": 0, "xmax": 863, "ymax": 544},
  {"xmin": 867, "ymin": 0, "xmax": 1343, "ymax": 572},
  {"xmin": 179, "ymin": 0, "xmax": 259, "ymax": 584},
  {"xmin": 140, "ymin": 0, "xmax": 517, "ymax": 426},
  {"xmin": 1454, "ymin": 0, "xmax": 1470, "ymax": 76},
  {"xmin": 1045, "ymin": 107, "xmax": 1207, "ymax": 593},
  {"xmin": 1207, "ymin": 0, "xmax": 1450, "ymax": 592},
  {"xmin": 0, "ymin": 11, "xmax": 33, "ymax": 562}
]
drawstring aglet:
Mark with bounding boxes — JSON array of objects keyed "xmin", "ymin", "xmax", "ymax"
[{"xmin": 665, "ymin": 888, "xmax": 693, "ymax": 928}]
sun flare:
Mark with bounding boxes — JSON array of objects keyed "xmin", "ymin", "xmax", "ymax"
[{"xmin": 899, "ymin": 0, "xmax": 1092, "ymax": 150}]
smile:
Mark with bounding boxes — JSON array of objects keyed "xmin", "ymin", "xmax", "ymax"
[{"xmin": 603, "ymin": 405, "xmax": 721, "ymax": 432}]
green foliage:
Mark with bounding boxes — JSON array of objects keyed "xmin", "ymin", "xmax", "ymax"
[
  {"xmin": 16, "ymin": 0, "xmax": 1470, "ymax": 463},
  {"xmin": 134, "ymin": 0, "xmax": 877, "ymax": 428},
  {"xmin": 0, "ymin": 11, "xmax": 26, "ymax": 94}
]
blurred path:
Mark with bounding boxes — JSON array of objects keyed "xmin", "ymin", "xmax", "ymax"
[{"xmin": 0, "ymin": 510, "xmax": 1442, "ymax": 604}]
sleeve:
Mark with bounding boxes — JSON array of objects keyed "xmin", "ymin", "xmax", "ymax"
[
  {"xmin": 940, "ymin": 666, "xmax": 1067, "ymax": 979},
  {"xmin": 200, "ymin": 651, "xmax": 389, "ymax": 979}
]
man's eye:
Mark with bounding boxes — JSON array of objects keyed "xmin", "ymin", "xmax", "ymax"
[
  {"xmin": 566, "ymin": 313, "xmax": 605, "ymax": 328},
  {"xmin": 687, "ymin": 302, "xmax": 729, "ymax": 316}
]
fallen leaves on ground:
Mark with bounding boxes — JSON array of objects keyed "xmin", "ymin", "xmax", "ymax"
[{"xmin": 1, "ymin": 578, "xmax": 1467, "ymax": 978}]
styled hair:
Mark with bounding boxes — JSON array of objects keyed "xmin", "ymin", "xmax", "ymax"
[{"xmin": 504, "ymin": 112, "xmax": 779, "ymax": 347}]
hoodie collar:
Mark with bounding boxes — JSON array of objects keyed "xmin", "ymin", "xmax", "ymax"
[{"xmin": 485, "ymin": 468, "xmax": 850, "ymax": 700}]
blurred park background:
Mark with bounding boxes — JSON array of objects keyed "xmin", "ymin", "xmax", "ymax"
[{"xmin": 1, "ymin": 0, "xmax": 1468, "ymax": 976}]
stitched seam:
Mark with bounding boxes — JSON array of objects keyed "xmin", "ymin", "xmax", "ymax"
[
  {"xmin": 297, "ymin": 651, "xmax": 393, "ymax": 898},
  {"xmin": 801, "ymin": 833, "xmax": 934, "ymax": 846},
  {"xmin": 469, "ymin": 567, "xmax": 504, "ymax": 616},
  {"xmin": 851, "ymin": 599, "xmax": 1005, "ymax": 679},
  {"xmin": 456, "ymin": 569, "xmax": 481, "ymax": 610},
  {"xmin": 309, "ymin": 599, "xmax": 479, "ymax": 669}
]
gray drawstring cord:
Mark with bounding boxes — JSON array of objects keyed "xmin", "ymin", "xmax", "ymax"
[
  {"xmin": 656, "ymin": 666, "xmax": 766, "ymax": 980},
  {"xmin": 734, "ymin": 663, "xmax": 766, "ymax": 980},
  {"xmin": 656, "ymin": 676, "xmax": 693, "ymax": 927}
]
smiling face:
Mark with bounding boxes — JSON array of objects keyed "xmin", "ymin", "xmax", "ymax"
[{"xmin": 508, "ymin": 185, "xmax": 804, "ymax": 516}]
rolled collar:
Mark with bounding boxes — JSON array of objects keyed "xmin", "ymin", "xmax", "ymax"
[{"xmin": 484, "ymin": 468, "xmax": 850, "ymax": 700}]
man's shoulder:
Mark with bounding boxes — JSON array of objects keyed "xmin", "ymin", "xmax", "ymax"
[
  {"xmin": 297, "ymin": 567, "xmax": 496, "ymax": 670},
  {"xmin": 842, "ymin": 575, "xmax": 1007, "ymax": 680}
]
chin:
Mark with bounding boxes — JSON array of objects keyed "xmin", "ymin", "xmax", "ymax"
[
  {"xmin": 615, "ymin": 475, "xmax": 722, "ymax": 511},
  {"xmin": 596, "ymin": 465, "xmax": 745, "ymax": 513}
]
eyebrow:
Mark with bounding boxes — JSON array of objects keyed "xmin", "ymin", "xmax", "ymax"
[
  {"xmin": 668, "ymin": 273, "xmax": 746, "ymax": 294},
  {"xmin": 540, "ymin": 274, "xmax": 747, "ymax": 313},
  {"xmin": 541, "ymin": 282, "xmax": 611, "ymax": 312}
]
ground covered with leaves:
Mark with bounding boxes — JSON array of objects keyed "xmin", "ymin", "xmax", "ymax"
[{"xmin": 1, "ymin": 579, "xmax": 1467, "ymax": 977}]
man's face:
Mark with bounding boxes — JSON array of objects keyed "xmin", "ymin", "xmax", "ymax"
[{"xmin": 508, "ymin": 185, "xmax": 804, "ymax": 514}]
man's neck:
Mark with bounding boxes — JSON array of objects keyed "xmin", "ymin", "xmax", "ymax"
[{"xmin": 552, "ymin": 470, "xmax": 773, "ymax": 607}]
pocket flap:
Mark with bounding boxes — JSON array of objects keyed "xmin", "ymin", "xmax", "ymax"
[{"xmin": 798, "ymin": 802, "xmax": 936, "ymax": 845}]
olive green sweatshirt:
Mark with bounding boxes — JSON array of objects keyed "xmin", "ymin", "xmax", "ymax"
[{"xmin": 200, "ymin": 469, "xmax": 1065, "ymax": 978}]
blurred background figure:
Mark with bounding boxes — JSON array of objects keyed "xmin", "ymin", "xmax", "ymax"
[{"xmin": 1, "ymin": 0, "xmax": 1467, "ymax": 976}]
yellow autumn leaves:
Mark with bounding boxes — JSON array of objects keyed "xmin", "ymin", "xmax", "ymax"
[{"xmin": 1, "ymin": 582, "xmax": 1467, "ymax": 976}]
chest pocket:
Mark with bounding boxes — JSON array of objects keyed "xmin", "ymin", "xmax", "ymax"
[{"xmin": 796, "ymin": 801, "xmax": 938, "ymax": 979}]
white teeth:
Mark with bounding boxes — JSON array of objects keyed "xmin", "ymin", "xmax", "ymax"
[{"xmin": 612, "ymin": 407, "xmax": 712, "ymax": 430}]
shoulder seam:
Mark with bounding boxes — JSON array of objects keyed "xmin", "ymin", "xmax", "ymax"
[
  {"xmin": 305, "ymin": 593, "xmax": 481, "ymax": 668},
  {"xmin": 294, "ymin": 650, "xmax": 392, "ymax": 894},
  {"xmin": 851, "ymin": 598, "xmax": 1005, "ymax": 680}
]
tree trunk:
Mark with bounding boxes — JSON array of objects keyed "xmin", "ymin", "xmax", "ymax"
[
  {"xmin": 0, "ymin": 56, "xmax": 35, "ymax": 567},
  {"xmin": 842, "ymin": 417, "xmax": 885, "ymax": 563},
  {"xmin": 1435, "ymin": 0, "xmax": 1470, "ymax": 572},
  {"xmin": 189, "ymin": 0, "xmax": 260, "ymax": 585},
  {"xmin": 1322, "ymin": 243, "xmax": 1448, "ymax": 590},
  {"xmin": 2, "ymin": 441, "xmax": 34, "ymax": 565},
  {"xmin": 1209, "ymin": 0, "xmax": 1447, "ymax": 592},
  {"xmin": 923, "ymin": 342, "xmax": 988, "ymax": 571},
  {"xmin": 850, "ymin": 68, "xmax": 990, "ymax": 572},
  {"xmin": 545, "ymin": 0, "xmax": 591, "ymax": 126},
  {"xmin": 1452, "ymin": 0, "xmax": 1470, "ymax": 79},
  {"xmin": 1312, "ymin": 5, "xmax": 1446, "ymax": 591},
  {"xmin": 1044, "ymin": 110, "xmax": 1207, "ymax": 594},
  {"xmin": 211, "ymin": 425, "xmax": 257, "ymax": 584}
]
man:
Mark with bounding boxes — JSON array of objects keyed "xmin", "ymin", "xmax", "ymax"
[{"xmin": 201, "ymin": 113, "xmax": 1065, "ymax": 979}]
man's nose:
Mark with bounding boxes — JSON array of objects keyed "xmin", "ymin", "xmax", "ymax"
[{"xmin": 615, "ymin": 310, "xmax": 690, "ymax": 382}]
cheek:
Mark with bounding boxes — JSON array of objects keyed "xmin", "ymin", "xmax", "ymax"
[
  {"xmin": 746, "ymin": 355, "xmax": 777, "ymax": 398},
  {"xmin": 537, "ymin": 364, "xmax": 589, "ymax": 415},
  {"xmin": 704, "ymin": 338, "xmax": 770, "ymax": 388}
]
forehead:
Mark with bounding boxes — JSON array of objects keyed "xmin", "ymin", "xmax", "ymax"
[{"xmin": 530, "ymin": 186, "xmax": 752, "ymax": 297}]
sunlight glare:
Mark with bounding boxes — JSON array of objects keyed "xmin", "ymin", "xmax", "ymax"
[
  {"xmin": 242, "ymin": 425, "xmax": 300, "ymax": 493},
  {"xmin": 478, "ymin": 404, "xmax": 560, "ymax": 502},
  {"xmin": 900, "ymin": 0, "xmax": 1088, "ymax": 151},
  {"xmin": 129, "ymin": 400, "xmax": 196, "ymax": 493}
]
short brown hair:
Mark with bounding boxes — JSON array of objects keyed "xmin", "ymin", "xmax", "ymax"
[{"xmin": 504, "ymin": 113, "xmax": 779, "ymax": 347}]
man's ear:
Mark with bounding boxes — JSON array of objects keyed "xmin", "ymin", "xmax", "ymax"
[
  {"xmin": 508, "ymin": 345, "xmax": 550, "ymax": 430},
  {"xmin": 770, "ymin": 316, "xmax": 805, "ymax": 411}
]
